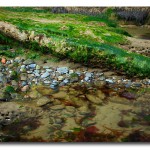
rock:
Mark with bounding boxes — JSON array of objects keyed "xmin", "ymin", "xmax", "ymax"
[
  {"xmin": 6, "ymin": 60, "xmax": 11, "ymax": 65},
  {"xmin": 11, "ymin": 80, "xmax": 18, "ymax": 88},
  {"xmin": 132, "ymin": 82, "xmax": 142, "ymax": 87},
  {"xmin": 55, "ymin": 118, "xmax": 63, "ymax": 124},
  {"xmin": 84, "ymin": 76, "xmax": 89, "ymax": 81},
  {"xmin": 61, "ymin": 110, "xmax": 75, "ymax": 117},
  {"xmin": 57, "ymin": 67, "xmax": 68, "ymax": 74},
  {"xmin": 81, "ymin": 118, "xmax": 96, "ymax": 127},
  {"xmin": 37, "ymin": 96, "xmax": 52, "ymax": 106},
  {"xmin": 70, "ymin": 73, "xmax": 79, "ymax": 83},
  {"xmin": 43, "ymin": 66, "xmax": 49, "ymax": 69},
  {"xmin": 63, "ymin": 79, "xmax": 69, "ymax": 84},
  {"xmin": 53, "ymin": 99, "xmax": 62, "ymax": 105},
  {"xmin": 20, "ymin": 74, "xmax": 27, "ymax": 81},
  {"xmin": 10, "ymin": 93, "xmax": 21, "ymax": 100},
  {"xmin": 14, "ymin": 57, "xmax": 22, "ymax": 63},
  {"xmin": 51, "ymin": 104, "xmax": 65, "ymax": 110},
  {"xmin": 85, "ymin": 72, "xmax": 93, "ymax": 78},
  {"xmin": 21, "ymin": 85, "xmax": 29, "ymax": 92},
  {"xmin": 41, "ymin": 72, "xmax": 50, "ymax": 78},
  {"xmin": 1, "ymin": 58, "xmax": 7, "ymax": 64},
  {"xmin": 36, "ymin": 65, "xmax": 41, "ymax": 70},
  {"xmin": 0, "ymin": 74, "xmax": 4, "ymax": 82},
  {"xmin": 50, "ymin": 80, "xmax": 58, "ymax": 89},
  {"xmin": 86, "ymin": 93, "xmax": 104, "ymax": 104},
  {"xmin": 70, "ymin": 76, "xmax": 79, "ymax": 82},
  {"xmin": 69, "ymin": 96, "xmax": 88, "ymax": 107},
  {"xmin": 124, "ymin": 81, "xmax": 132, "ymax": 88},
  {"xmin": 50, "ymin": 84, "xmax": 58, "ymax": 89},
  {"xmin": 99, "ymin": 76, "xmax": 105, "ymax": 81},
  {"xmin": 27, "ymin": 71, "xmax": 33, "ymax": 74},
  {"xmin": 78, "ymin": 106, "xmax": 91, "ymax": 115},
  {"xmin": 105, "ymin": 79, "xmax": 114, "ymax": 84},
  {"xmin": 97, "ymin": 90, "xmax": 105, "ymax": 99},
  {"xmin": 46, "ymin": 69, "xmax": 53, "ymax": 72},
  {"xmin": 43, "ymin": 80, "xmax": 51, "ymax": 85},
  {"xmin": 52, "ymin": 91, "xmax": 68, "ymax": 99},
  {"xmin": 69, "ymin": 70, "xmax": 74, "ymax": 74},
  {"xmin": 0, "ymin": 91, "xmax": 5, "ymax": 100},
  {"xmin": 21, "ymin": 65, "xmax": 26, "ymax": 69},
  {"xmin": 121, "ymin": 92, "xmax": 136, "ymax": 100},
  {"xmin": 36, "ymin": 86, "xmax": 54, "ymax": 96},
  {"xmin": 23, "ymin": 59, "xmax": 34, "ymax": 65},
  {"xmin": 34, "ymin": 69, "xmax": 40, "ymax": 74},
  {"xmin": 34, "ymin": 72, "xmax": 40, "ymax": 77},
  {"xmin": 28, "ymin": 90, "xmax": 42, "ymax": 99},
  {"xmin": 66, "ymin": 106, "xmax": 76, "ymax": 113},
  {"xmin": 58, "ymin": 76, "xmax": 64, "ymax": 81},
  {"xmin": 20, "ymin": 68, "xmax": 26, "ymax": 72},
  {"xmin": 49, "ymin": 117, "xmax": 55, "ymax": 124},
  {"xmin": 28, "ymin": 64, "xmax": 36, "ymax": 69},
  {"xmin": 94, "ymin": 81, "xmax": 106, "ymax": 87}
]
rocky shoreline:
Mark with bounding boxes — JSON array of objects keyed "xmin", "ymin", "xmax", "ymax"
[{"xmin": 0, "ymin": 56, "xmax": 150, "ymax": 101}]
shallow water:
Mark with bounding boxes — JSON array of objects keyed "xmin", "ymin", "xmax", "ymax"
[
  {"xmin": 0, "ymin": 83, "xmax": 150, "ymax": 142},
  {"xmin": 123, "ymin": 27, "xmax": 150, "ymax": 40}
]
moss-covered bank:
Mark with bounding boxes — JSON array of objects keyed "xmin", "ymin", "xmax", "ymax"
[{"xmin": 0, "ymin": 7, "xmax": 150, "ymax": 78}]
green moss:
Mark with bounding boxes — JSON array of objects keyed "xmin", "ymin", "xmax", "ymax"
[
  {"xmin": 5, "ymin": 86, "xmax": 15, "ymax": 93},
  {"xmin": 0, "ymin": 7, "xmax": 150, "ymax": 77}
]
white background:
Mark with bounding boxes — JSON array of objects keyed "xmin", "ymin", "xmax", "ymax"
[
  {"xmin": 0, "ymin": 0, "xmax": 150, "ymax": 149},
  {"xmin": 0, "ymin": 0, "xmax": 150, "ymax": 6}
]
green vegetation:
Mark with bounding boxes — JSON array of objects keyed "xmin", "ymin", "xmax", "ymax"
[
  {"xmin": 0, "ymin": 7, "xmax": 150, "ymax": 77},
  {"xmin": 10, "ymin": 71, "xmax": 19, "ymax": 81},
  {"xmin": 5, "ymin": 86, "xmax": 15, "ymax": 93}
]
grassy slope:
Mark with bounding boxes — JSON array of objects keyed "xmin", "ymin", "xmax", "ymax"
[{"xmin": 0, "ymin": 7, "xmax": 150, "ymax": 78}]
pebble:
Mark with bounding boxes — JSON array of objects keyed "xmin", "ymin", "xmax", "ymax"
[
  {"xmin": 21, "ymin": 85, "xmax": 29, "ymax": 92},
  {"xmin": 99, "ymin": 76, "xmax": 105, "ymax": 81},
  {"xmin": 105, "ymin": 79, "xmax": 114, "ymax": 84},
  {"xmin": 36, "ymin": 65, "xmax": 40, "ymax": 70},
  {"xmin": 28, "ymin": 64, "xmax": 36, "ymax": 68},
  {"xmin": 20, "ymin": 75, "xmax": 27, "ymax": 81},
  {"xmin": 34, "ymin": 72, "xmax": 40, "ymax": 77},
  {"xmin": 78, "ymin": 106, "xmax": 91, "ymax": 116},
  {"xmin": 58, "ymin": 76, "xmax": 64, "ymax": 81},
  {"xmin": 1, "ymin": 58, "xmax": 6, "ymax": 64},
  {"xmin": 41, "ymin": 72, "xmax": 50, "ymax": 78},
  {"xmin": 66, "ymin": 106, "xmax": 76, "ymax": 113},
  {"xmin": 63, "ymin": 79, "xmax": 69, "ymax": 84},
  {"xmin": 69, "ymin": 70, "xmax": 74, "ymax": 74},
  {"xmin": 51, "ymin": 105, "xmax": 65, "ymax": 110},
  {"xmin": 85, "ymin": 72, "xmax": 92, "ymax": 78},
  {"xmin": 57, "ymin": 67, "xmax": 68, "ymax": 74},
  {"xmin": 84, "ymin": 76, "xmax": 89, "ymax": 81}
]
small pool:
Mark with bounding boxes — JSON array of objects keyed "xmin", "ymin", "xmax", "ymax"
[{"xmin": 122, "ymin": 26, "xmax": 150, "ymax": 40}]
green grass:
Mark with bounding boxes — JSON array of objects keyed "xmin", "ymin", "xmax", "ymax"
[{"xmin": 0, "ymin": 7, "xmax": 150, "ymax": 77}]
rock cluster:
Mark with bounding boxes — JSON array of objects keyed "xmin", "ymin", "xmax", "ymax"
[{"xmin": 0, "ymin": 57, "xmax": 150, "ymax": 100}]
